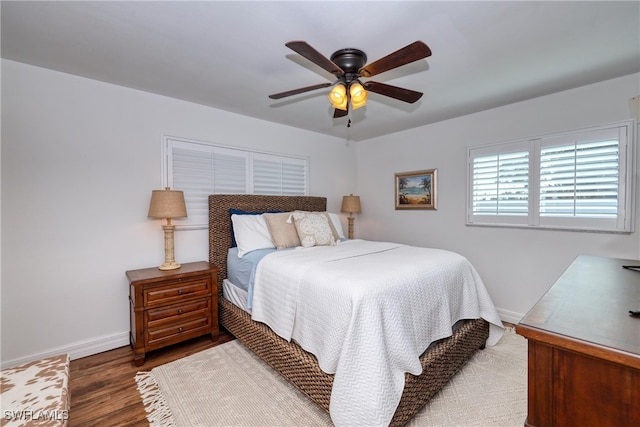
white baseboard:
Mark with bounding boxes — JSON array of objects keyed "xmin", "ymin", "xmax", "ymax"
[
  {"xmin": 1, "ymin": 331, "xmax": 130, "ymax": 370},
  {"xmin": 497, "ymin": 307, "xmax": 525, "ymax": 325}
]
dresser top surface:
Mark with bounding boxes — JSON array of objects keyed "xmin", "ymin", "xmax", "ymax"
[
  {"xmin": 519, "ymin": 255, "xmax": 640, "ymax": 356},
  {"xmin": 126, "ymin": 261, "xmax": 218, "ymax": 283}
]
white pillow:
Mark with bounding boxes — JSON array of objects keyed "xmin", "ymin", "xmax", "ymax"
[
  {"xmin": 291, "ymin": 211, "xmax": 337, "ymax": 248},
  {"xmin": 328, "ymin": 213, "xmax": 346, "ymax": 240},
  {"xmin": 231, "ymin": 214, "xmax": 275, "ymax": 257}
]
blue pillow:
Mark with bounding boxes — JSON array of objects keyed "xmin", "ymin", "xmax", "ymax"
[{"xmin": 229, "ymin": 209, "xmax": 281, "ymax": 247}]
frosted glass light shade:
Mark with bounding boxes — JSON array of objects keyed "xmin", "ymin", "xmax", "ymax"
[
  {"xmin": 329, "ymin": 84, "xmax": 348, "ymax": 110},
  {"xmin": 350, "ymin": 82, "xmax": 367, "ymax": 109}
]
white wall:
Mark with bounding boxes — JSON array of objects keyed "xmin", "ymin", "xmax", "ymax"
[
  {"xmin": 355, "ymin": 73, "xmax": 640, "ymax": 323},
  {"xmin": 2, "ymin": 58, "xmax": 638, "ymax": 365},
  {"xmin": 0, "ymin": 59, "xmax": 356, "ymax": 366}
]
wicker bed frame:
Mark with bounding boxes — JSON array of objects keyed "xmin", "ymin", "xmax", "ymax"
[{"xmin": 209, "ymin": 194, "xmax": 489, "ymax": 426}]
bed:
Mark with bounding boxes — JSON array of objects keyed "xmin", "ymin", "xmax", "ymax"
[{"xmin": 209, "ymin": 194, "xmax": 502, "ymax": 427}]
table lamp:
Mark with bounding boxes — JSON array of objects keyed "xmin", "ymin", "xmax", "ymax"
[
  {"xmin": 341, "ymin": 194, "xmax": 361, "ymax": 239},
  {"xmin": 148, "ymin": 187, "xmax": 187, "ymax": 270}
]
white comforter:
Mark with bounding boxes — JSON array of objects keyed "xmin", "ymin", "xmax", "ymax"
[{"xmin": 251, "ymin": 239, "xmax": 503, "ymax": 427}]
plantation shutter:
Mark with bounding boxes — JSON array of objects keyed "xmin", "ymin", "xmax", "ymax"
[
  {"xmin": 539, "ymin": 131, "xmax": 620, "ymax": 219},
  {"xmin": 471, "ymin": 151, "xmax": 529, "ymax": 216},
  {"xmin": 165, "ymin": 137, "xmax": 308, "ymax": 228},
  {"xmin": 169, "ymin": 141, "xmax": 248, "ymax": 227},
  {"xmin": 252, "ymin": 153, "xmax": 307, "ymax": 195}
]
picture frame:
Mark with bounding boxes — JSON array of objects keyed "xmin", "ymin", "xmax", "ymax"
[{"xmin": 395, "ymin": 169, "xmax": 437, "ymax": 210}]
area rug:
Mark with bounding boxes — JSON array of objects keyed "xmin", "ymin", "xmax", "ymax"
[{"xmin": 135, "ymin": 328, "xmax": 527, "ymax": 427}]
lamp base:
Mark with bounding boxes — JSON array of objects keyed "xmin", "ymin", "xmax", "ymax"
[
  {"xmin": 158, "ymin": 261, "xmax": 181, "ymax": 271},
  {"xmin": 159, "ymin": 224, "xmax": 180, "ymax": 270},
  {"xmin": 347, "ymin": 216, "xmax": 355, "ymax": 240}
]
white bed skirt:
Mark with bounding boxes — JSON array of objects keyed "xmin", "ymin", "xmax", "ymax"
[{"xmin": 223, "ymin": 278, "xmax": 251, "ymax": 314}]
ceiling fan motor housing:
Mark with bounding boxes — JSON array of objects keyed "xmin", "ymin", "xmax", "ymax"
[{"xmin": 330, "ymin": 48, "xmax": 367, "ymax": 83}]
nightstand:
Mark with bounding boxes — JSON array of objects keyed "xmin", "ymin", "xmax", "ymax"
[{"xmin": 127, "ymin": 261, "xmax": 219, "ymax": 366}]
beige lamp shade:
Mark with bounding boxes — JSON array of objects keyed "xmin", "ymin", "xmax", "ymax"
[
  {"xmin": 341, "ymin": 194, "xmax": 361, "ymax": 214},
  {"xmin": 148, "ymin": 188, "xmax": 187, "ymax": 219}
]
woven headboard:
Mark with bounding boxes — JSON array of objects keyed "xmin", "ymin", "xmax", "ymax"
[{"xmin": 208, "ymin": 194, "xmax": 327, "ymax": 293}]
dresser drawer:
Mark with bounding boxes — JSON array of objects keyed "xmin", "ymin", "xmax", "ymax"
[
  {"xmin": 147, "ymin": 316, "xmax": 211, "ymax": 346},
  {"xmin": 146, "ymin": 299, "xmax": 210, "ymax": 327},
  {"xmin": 144, "ymin": 277, "xmax": 211, "ymax": 307}
]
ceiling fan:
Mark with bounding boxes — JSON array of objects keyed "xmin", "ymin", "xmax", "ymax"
[{"xmin": 269, "ymin": 40, "xmax": 432, "ymax": 120}]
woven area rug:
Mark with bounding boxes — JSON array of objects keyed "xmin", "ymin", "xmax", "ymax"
[{"xmin": 135, "ymin": 328, "xmax": 527, "ymax": 427}]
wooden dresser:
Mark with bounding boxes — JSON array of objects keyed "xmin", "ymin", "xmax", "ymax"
[
  {"xmin": 516, "ymin": 256, "xmax": 640, "ymax": 427},
  {"xmin": 127, "ymin": 261, "xmax": 219, "ymax": 366}
]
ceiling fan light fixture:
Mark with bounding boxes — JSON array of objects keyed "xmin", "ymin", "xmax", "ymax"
[
  {"xmin": 329, "ymin": 83, "xmax": 348, "ymax": 110},
  {"xmin": 271, "ymin": 40, "xmax": 431, "ymax": 118},
  {"xmin": 350, "ymin": 82, "xmax": 367, "ymax": 109}
]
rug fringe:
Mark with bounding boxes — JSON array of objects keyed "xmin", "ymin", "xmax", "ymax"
[{"xmin": 135, "ymin": 371, "xmax": 177, "ymax": 427}]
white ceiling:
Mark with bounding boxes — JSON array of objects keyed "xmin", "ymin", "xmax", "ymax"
[{"xmin": 2, "ymin": 1, "xmax": 639, "ymax": 141}]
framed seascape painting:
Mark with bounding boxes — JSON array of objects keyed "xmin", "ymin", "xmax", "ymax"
[{"xmin": 395, "ymin": 169, "xmax": 437, "ymax": 210}]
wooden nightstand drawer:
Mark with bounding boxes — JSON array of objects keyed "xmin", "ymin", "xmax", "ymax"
[
  {"xmin": 147, "ymin": 317, "xmax": 211, "ymax": 346},
  {"xmin": 147, "ymin": 299, "xmax": 210, "ymax": 323},
  {"xmin": 144, "ymin": 277, "xmax": 210, "ymax": 307},
  {"xmin": 127, "ymin": 261, "xmax": 220, "ymax": 366}
]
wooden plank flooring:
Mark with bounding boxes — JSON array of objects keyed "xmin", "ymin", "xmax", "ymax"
[
  {"xmin": 69, "ymin": 322, "xmax": 516, "ymax": 426},
  {"xmin": 68, "ymin": 330, "xmax": 234, "ymax": 427}
]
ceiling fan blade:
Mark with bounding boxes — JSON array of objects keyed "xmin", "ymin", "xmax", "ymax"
[
  {"xmin": 359, "ymin": 41, "xmax": 432, "ymax": 78},
  {"xmin": 363, "ymin": 81, "xmax": 423, "ymax": 103},
  {"xmin": 333, "ymin": 108, "xmax": 348, "ymax": 118},
  {"xmin": 269, "ymin": 82, "xmax": 332, "ymax": 99},
  {"xmin": 285, "ymin": 41, "xmax": 345, "ymax": 76}
]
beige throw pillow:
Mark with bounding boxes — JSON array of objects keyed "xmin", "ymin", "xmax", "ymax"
[
  {"xmin": 291, "ymin": 211, "xmax": 337, "ymax": 248},
  {"xmin": 263, "ymin": 212, "xmax": 301, "ymax": 249}
]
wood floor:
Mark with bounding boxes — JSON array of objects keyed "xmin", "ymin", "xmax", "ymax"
[
  {"xmin": 68, "ymin": 322, "xmax": 516, "ymax": 426},
  {"xmin": 68, "ymin": 330, "xmax": 235, "ymax": 427}
]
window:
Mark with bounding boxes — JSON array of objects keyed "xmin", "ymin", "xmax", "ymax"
[
  {"xmin": 163, "ymin": 136, "xmax": 309, "ymax": 228},
  {"xmin": 467, "ymin": 121, "xmax": 635, "ymax": 232}
]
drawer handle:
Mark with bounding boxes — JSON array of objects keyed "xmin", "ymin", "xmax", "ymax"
[
  {"xmin": 178, "ymin": 289, "xmax": 183, "ymax": 295},
  {"xmin": 178, "ymin": 327, "xmax": 184, "ymax": 333},
  {"xmin": 178, "ymin": 309, "xmax": 183, "ymax": 315}
]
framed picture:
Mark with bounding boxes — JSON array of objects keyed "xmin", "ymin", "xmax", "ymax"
[{"xmin": 395, "ymin": 169, "xmax": 437, "ymax": 210}]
